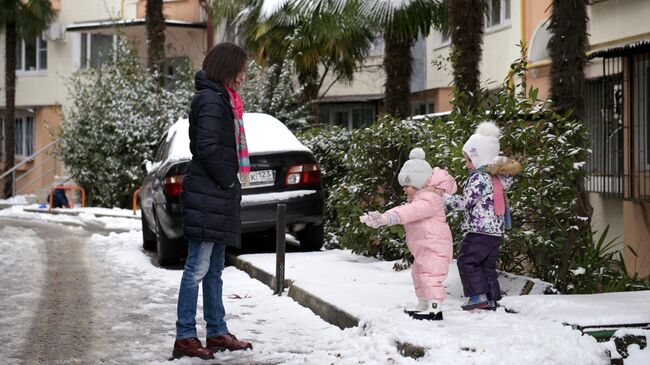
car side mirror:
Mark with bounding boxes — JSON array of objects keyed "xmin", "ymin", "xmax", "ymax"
[{"xmin": 141, "ymin": 160, "xmax": 152, "ymax": 174}]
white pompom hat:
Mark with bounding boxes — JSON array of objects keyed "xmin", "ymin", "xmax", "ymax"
[
  {"xmin": 462, "ymin": 121, "xmax": 502, "ymax": 168},
  {"xmin": 398, "ymin": 148, "xmax": 433, "ymax": 189}
]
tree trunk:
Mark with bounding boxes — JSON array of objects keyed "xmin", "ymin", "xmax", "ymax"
[
  {"xmin": 548, "ymin": 0, "xmax": 592, "ymax": 292},
  {"xmin": 3, "ymin": 22, "xmax": 17, "ymax": 198},
  {"xmin": 449, "ymin": 0, "xmax": 484, "ymax": 112},
  {"xmin": 146, "ymin": 0, "xmax": 166, "ymax": 86},
  {"xmin": 298, "ymin": 64, "xmax": 320, "ymax": 124},
  {"xmin": 383, "ymin": 33, "xmax": 413, "ymax": 119}
]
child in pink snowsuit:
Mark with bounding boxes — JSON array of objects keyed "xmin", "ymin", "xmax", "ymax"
[{"xmin": 360, "ymin": 148, "xmax": 457, "ymax": 320}]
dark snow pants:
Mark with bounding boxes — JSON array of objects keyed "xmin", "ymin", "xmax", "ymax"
[{"xmin": 457, "ymin": 233, "xmax": 502, "ymax": 301}]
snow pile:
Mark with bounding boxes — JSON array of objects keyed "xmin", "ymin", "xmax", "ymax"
[
  {"xmin": 0, "ymin": 194, "xmax": 35, "ymax": 205},
  {"xmin": 0, "ymin": 205, "xmax": 140, "ymax": 231},
  {"xmin": 168, "ymin": 113, "xmax": 310, "ymax": 163},
  {"xmin": 1, "ymin": 207, "xmax": 647, "ymax": 364},
  {"xmin": 0, "ymin": 226, "xmax": 45, "ymax": 362}
]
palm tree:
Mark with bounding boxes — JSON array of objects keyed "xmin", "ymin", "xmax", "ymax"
[
  {"xmin": 207, "ymin": 0, "xmax": 248, "ymax": 43},
  {"xmin": 239, "ymin": 0, "xmax": 375, "ymax": 122},
  {"xmin": 449, "ymin": 0, "xmax": 484, "ymax": 112},
  {"xmin": 258, "ymin": 0, "xmax": 448, "ymax": 119},
  {"xmin": 146, "ymin": 0, "xmax": 166, "ymax": 85},
  {"xmin": 0, "ymin": 0, "xmax": 55, "ymax": 198},
  {"xmin": 547, "ymin": 0, "xmax": 591, "ymax": 292}
]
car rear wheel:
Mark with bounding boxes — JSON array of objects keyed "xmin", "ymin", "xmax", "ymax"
[
  {"xmin": 141, "ymin": 212, "xmax": 156, "ymax": 251},
  {"xmin": 155, "ymin": 213, "xmax": 181, "ymax": 266},
  {"xmin": 297, "ymin": 223, "xmax": 324, "ymax": 251}
]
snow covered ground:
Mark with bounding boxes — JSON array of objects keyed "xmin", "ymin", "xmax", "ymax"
[{"xmin": 1, "ymin": 206, "xmax": 648, "ymax": 364}]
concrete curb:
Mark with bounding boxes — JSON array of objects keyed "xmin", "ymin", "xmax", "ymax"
[
  {"xmin": 22, "ymin": 207, "xmax": 140, "ymax": 219},
  {"xmin": 225, "ymin": 253, "xmax": 359, "ymax": 331}
]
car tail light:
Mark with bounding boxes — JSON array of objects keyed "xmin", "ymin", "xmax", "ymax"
[
  {"xmin": 163, "ymin": 175, "xmax": 184, "ymax": 196},
  {"xmin": 285, "ymin": 163, "xmax": 321, "ymax": 186}
]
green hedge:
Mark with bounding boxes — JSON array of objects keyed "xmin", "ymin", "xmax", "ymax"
[{"xmin": 298, "ymin": 60, "xmax": 650, "ymax": 292}]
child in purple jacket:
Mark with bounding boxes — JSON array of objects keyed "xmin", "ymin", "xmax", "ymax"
[{"xmin": 445, "ymin": 121, "xmax": 521, "ymax": 311}]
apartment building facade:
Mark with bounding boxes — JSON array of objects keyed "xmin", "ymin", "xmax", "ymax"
[{"xmin": 0, "ymin": 0, "xmax": 208, "ymax": 199}]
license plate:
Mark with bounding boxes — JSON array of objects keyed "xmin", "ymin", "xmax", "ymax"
[{"xmin": 242, "ymin": 169, "xmax": 275, "ymax": 188}]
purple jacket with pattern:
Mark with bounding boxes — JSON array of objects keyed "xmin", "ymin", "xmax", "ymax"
[{"xmin": 445, "ymin": 170, "xmax": 513, "ymax": 235}]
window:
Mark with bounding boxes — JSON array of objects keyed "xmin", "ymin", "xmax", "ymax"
[
  {"xmin": 16, "ymin": 36, "xmax": 47, "ymax": 72},
  {"xmin": 320, "ymin": 103, "xmax": 377, "ymax": 130},
  {"xmin": 411, "ymin": 102, "xmax": 435, "ymax": 116},
  {"xmin": 485, "ymin": 0, "xmax": 511, "ymax": 31},
  {"xmin": 80, "ymin": 33, "xmax": 116, "ymax": 69},
  {"xmin": 15, "ymin": 116, "xmax": 35, "ymax": 157},
  {"xmin": 440, "ymin": 30, "xmax": 450, "ymax": 45}
]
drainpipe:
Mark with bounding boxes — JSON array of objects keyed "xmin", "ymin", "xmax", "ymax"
[
  {"xmin": 200, "ymin": 0, "xmax": 213, "ymax": 50},
  {"xmin": 520, "ymin": 0, "xmax": 526, "ymax": 46},
  {"xmin": 508, "ymin": 0, "xmax": 527, "ymax": 91}
]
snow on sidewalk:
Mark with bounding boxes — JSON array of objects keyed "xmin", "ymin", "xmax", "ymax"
[
  {"xmin": 1, "ymin": 205, "xmax": 647, "ymax": 364},
  {"xmin": 237, "ymin": 250, "xmax": 650, "ymax": 364}
]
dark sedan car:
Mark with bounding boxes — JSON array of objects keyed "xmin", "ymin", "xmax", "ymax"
[{"xmin": 140, "ymin": 113, "xmax": 325, "ymax": 266}]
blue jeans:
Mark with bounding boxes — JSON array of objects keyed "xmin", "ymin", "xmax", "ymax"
[{"xmin": 176, "ymin": 239, "xmax": 228, "ymax": 340}]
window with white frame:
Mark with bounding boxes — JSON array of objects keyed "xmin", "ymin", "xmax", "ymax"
[
  {"xmin": 15, "ymin": 116, "xmax": 35, "ymax": 157},
  {"xmin": 485, "ymin": 0, "xmax": 511, "ymax": 31},
  {"xmin": 80, "ymin": 33, "xmax": 117, "ymax": 69},
  {"xmin": 16, "ymin": 36, "xmax": 47, "ymax": 72}
]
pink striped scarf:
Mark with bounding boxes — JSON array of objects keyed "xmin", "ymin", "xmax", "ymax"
[
  {"xmin": 493, "ymin": 175, "xmax": 512, "ymax": 229},
  {"xmin": 225, "ymin": 86, "xmax": 250, "ymax": 185}
]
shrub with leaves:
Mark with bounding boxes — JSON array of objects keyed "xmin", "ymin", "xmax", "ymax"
[
  {"xmin": 59, "ymin": 38, "xmax": 192, "ymax": 208},
  {"xmin": 297, "ymin": 125, "xmax": 352, "ymax": 247},
  {"xmin": 302, "ymin": 48, "xmax": 650, "ymax": 292},
  {"xmin": 326, "ymin": 116, "xmax": 440, "ymax": 262},
  {"xmin": 240, "ymin": 59, "xmax": 308, "ymax": 130}
]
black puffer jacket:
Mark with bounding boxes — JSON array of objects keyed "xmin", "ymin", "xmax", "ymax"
[{"xmin": 181, "ymin": 70, "xmax": 242, "ymax": 247}]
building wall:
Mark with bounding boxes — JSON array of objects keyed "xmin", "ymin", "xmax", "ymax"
[
  {"xmin": 0, "ymin": 0, "xmax": 123, "ymax": 109},
  {"xmin": 136, "ymin": 0, "xmax": 204, "ymax": 23},
  {"xmin": 588, "ymin": 193, "xmax": 625, "ymax": 252},
  {"xmin": 320, "ymin": 56, "xmax": 385, "ymax": 98},
  {"xmin": 1, "ymin": 0, "xmax": 206, "ymax": 197},
  {"xmin": 589, "ymin": 0, "xmax": 650, "ymax": 49},
  {"xmin": 14, "ymin": 106, "xmax": 66, "ymax": 198},
  {"xmin": 623, "ymin": 201, "xmax": 650, "ymax": 278}
]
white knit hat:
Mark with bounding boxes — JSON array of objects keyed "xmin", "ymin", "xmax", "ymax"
[
  {"xmin": 462, "ymin": 121, "xmax": 502, "ymax": 168},
  {"xmin": 398, "ymin": 148, "xmax": 433, "ymax": 189}
]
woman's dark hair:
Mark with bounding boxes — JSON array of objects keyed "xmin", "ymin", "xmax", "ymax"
[{"xmin": 202, "ymin": 42, "xmax": 248, "ymax": 87}]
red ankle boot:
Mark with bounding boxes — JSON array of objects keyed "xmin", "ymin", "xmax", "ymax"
[
  {"xmin": 173, "ymin": 337, "xmax": 214, "ymax": 359},
  {"xmin": 206, "ymin": 332, "xmax": 253, "ymax": 351}
]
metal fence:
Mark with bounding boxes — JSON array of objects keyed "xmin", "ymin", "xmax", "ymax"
[
  {"xmin": 584, "ymin": 57, "xmax": 625, "ymax": 198},
  {"xmin": 585, "ymin": 46, "xmax": 650, "ymax": 202}
]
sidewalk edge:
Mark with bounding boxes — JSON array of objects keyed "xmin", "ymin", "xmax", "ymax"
[{"xmin": 225, "ymin": 253, "xmax": 359, "ymax": 330}]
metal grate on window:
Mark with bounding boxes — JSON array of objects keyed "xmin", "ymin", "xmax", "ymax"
[
  {"xmin": 584, "ymin": 57, "xmax": 624, "ymax": 198},
  {"xmin": 631, "ymin": 51, "xmax": 650, "ymax": 201},
  {"xmin": 585, "ymin": 49, "xmax": 650, "ymax": 202}
]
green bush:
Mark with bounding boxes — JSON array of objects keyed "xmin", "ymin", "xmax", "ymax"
[
  {"xmin": 297, "ymin": 125, "xmax": 352, "ymax": 247},
  {"xmin": 300, "ymin": 51, "xmax": 650, "ymax": 292},
  {"xmin": 59, "ymin": 38, "xmax": 192, "ymax": 208},
  {"xmin": 240, "ymin": 59, "xmax": 308, "ymax": 131}
]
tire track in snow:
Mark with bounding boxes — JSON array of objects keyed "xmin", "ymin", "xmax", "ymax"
[{"xmin": 21, "ymin": 220, "xmax": 95, "ymax": 364}]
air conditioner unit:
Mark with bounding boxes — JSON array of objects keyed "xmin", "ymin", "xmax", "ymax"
[{"xmin": 42, "ymin": 23, "xmax": 65, "ymax": 42}]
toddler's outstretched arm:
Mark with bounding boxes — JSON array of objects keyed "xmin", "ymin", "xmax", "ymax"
[
  {"xmin": 360, "ymin": 211, "xmax": 397, "ymax": 228},
  {"xmin": 445, "ymin": 173, "xmax": 485, "ymax": 211}
]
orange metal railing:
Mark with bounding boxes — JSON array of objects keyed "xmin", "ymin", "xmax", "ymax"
[{"xmin": 132, "ymin": 188, "xmax": 141, "ymax": 215}]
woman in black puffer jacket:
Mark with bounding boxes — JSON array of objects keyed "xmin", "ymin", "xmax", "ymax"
[{"xmin": 172, "ymin": 42, "xmax": 253, "ymax": 360}]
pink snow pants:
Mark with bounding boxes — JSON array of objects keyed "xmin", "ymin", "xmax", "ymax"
[{"xmin": 411, "ymin": 249, "xmax": 450, "ymax": 301}]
